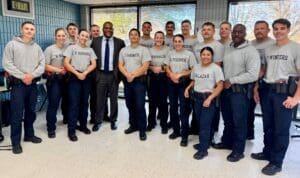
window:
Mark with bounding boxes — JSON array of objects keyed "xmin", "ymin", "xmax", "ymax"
[
  {"xmin": 228, "ymin": 0, "xmax": 300, "ymax": 42},
  {"xmin": 140, "ymin": 4, "xmax": 196, "ymax": 35},
  {"xmin": 91, "ymin": 3, "xmax": 196, "ymax": 44},
  {"xmin": 91, "ymin": 7, "xmax": 137, "ymax": 44}
]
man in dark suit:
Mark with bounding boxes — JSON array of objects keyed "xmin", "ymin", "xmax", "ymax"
[{"xmin": 91, "ymin": 21, "xmax": 125, "ymax": 131}]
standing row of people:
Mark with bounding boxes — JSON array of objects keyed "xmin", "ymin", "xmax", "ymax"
[{"xmin": 2, "ymin": 18, "xmax": 299, "ymax": 177}]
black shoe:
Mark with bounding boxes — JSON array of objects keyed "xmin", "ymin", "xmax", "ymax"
[
  {"xmin": 111, "ymin": 121, "xmax": 117, "ymax": 130},
  {"xmin": 68, "ymin": 134, "xmax": 78, "ymax": 142},
  {"xmin": 227, "ymin": 152, "xmax": 244, "ymax": 162},
  {"xmin": 139, "ymin": 132, "xmax": 147, "ymax": 141},
  {"xmin": 92, "ymin": 124, "xmax": 101, "ymax": 132},
  {"xmin": 161, "ymin": 128, "xmax": 168, "ymax": 134},
  {"xmin": 211, "ymin": 142, "xmax": 231, "ymax": 150},
  {"xmin": 48, "ymin": 131, "xmax": 56, "ymax": 139},
  {"xmin": 169, "ymin": 132, "xmax": 180, "ymax": 139},
  {"xmin": 261, "ymin": 163, "xmax": 282, "ymax": 176},
  {"xmin": 251, "ymin": 152, "xmax": 269, "ymax": 161},
  {"xmin": 124, "ymin": 127, "xmax": 138, "ymax": 134},
  {"xmin": 12, "ymin": 145, "xmax": 23, "ymax": 154},
  {"xmin": 24, "ymin": 136, "xmax": 42, "ymax": 144},
  {"xmin": 146, "ymin": 125, "xmax": 155, "ymax": 132},
  {"xmin": 180, "ymin": 138, "xmax": 188, "ymax": 147},
  {"xmin": 81, "ymin": 127, "xmax": 91, "ymax": 134},
  {"xmin": 0, "ymin": 133, "xmax": 4, "ymax": 142},
  {"xmin": 193, "ymin": 143, "xmax": 200, "ymax": 150},
  {"xmin": 193, "ymin": 151, "xmax": 208, "ymax": 160}
]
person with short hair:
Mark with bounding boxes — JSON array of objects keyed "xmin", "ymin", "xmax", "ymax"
[
  {"xmin": 119, "ymin": 28, "xmax": 151, "ymax": 141},
  {"xmin": 247, "ymin": 20, "xmax": 275, "ymax": 140},
  {"xmin": 91, "ymin": 21, "xmax": 125, "ymax": 131},
  {"xmin": 3, "ymin": 21, "xmax": 45, "ymax": 154},
  {"xmin": 165, "ymin": 34, "xmax": 197, "ymax": 146},
  {"xmin": 44, "ymin": 28, "xmax": 68, "ymax": 139},
  {"xmin": 181, "ymin": 19, "xmax": 198, "ymax": 52},
  {"xmin": 218, "ymin": 21, "xmax": 232, "ymax": 47},
  {"xmin": 140, "ymin": 21, "xmax": 154, "ymax": 48},
  {"xmin": 252, "ymin": 18, "xmax": 300, "ymax": 176},
  {"xmin": 165, "ymin": 21, "xmax": 175, "ymax": 48},
  {"xmin": 185, "ymin": 46, "xmax": 224, "ymax": 160},
  {"xmin": 146, "ymin": 31, "xmax": 170, "ymax": 133},
  {"xmin": 64, "ymin": 29, "xmax": 97, "ymax": 142},
  {"xmin": 212, "ymin": 24, "xmax": 260, "ymax": 163}
]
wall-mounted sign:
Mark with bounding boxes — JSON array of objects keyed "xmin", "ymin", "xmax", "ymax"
[
  {"xmin": 7, "ymin": 0, "xmax": 30, "ymax": 13},
  {"xmin": 2, "ymin": 0, "xmax": 34, "ymax": 19}
]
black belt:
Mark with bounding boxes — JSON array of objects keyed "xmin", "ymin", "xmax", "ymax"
[
  {"xmin": 8, "ymin": 76, "xmax": 40, "ymax": 86},
  {"xmin": 267, "ymin": 82, "xmax": 288, "ymax": 94},
  {"xmin": 194, "ymin": 92, "xmax": 212, "ymax": 100},
  {"xmin": 99, "ymin": 70, "xmax": 114, "ymax": 74}
]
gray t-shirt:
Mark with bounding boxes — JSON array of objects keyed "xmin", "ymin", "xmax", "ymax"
[
  {"xmin": 264, "ymin": 41, "xmax": 300, "ymax": 83},
  {"xmin": 139, "ymin": 38, "xmax": 154, "ymax": 48},
  {"xmin": 164, "ymin": 49, "xmax": 197, "ymax": 74},
  {"xmin": 193, "ymin": 40, "xmax": 224, "ymax": 63},
  {"xmin": 44, "ymin": 44, "xmax": 67, "ymax": 68},
  {"xmin": 165, "ymin": 36, "xmax": 173, "ymax": 48},
  {"xmin": 251, "ymin": 37, "xmax": 275, "ymax": 64},
  {"xmin": 183, "ymin": 37, "xmax": 198, "ymax": 52},
  {"xmin": 119, "ymin": 45, "xmax": 151, "ymax": 73},
  {"xmin": 63, "ymin": 44, "xmax": 97, "ymax": 72},
  {"xmin": 149, "ymin": 46, "xmax": 170, "ymax": 66},
  {"xmin": 191, "ymin": 63, "xmax": 224, "ymax": 93}
]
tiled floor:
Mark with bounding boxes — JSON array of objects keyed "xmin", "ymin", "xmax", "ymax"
[{"xmin": 0, "ymin": 100, "xmax": 300, "ymax": 178}]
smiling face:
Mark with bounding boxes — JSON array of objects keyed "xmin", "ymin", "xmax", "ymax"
[
  {"xmin": 273, "ymin": 23, "xmax": 290, "ymax": 42},
  {"xmin": 55, "ymin": 29, "xmax": 67, "ymax": 45},
  {"xmin": 200, "ymin": 49, "xmax": 213, "ymax": 65},
  {"xmin": 103, "ymin": 22, "xmax": 113, "ymax": 38},
  {"xmin": 232, "ymin": 24, "xmax": 246, "ymax": 45},
  {"xmin": 154, "ymin": 32, "xmax": 164, "ymax": 47},
  {"xmin": 90, "ymin": 26, "xmax": 100, "ymax": 38},
  {"xmin": 78, "ymin": 30, "xmax": 89, "ymax": 45},
  {"xmin": 173, "ymin": 36, "xmax": 184, "ymax": 51},
  {"xmin": 129, "ymin": 30, "xmax": 140, "ymax": 44},
  {"xmin": 166, "ymin": 23, "xmax": 175, "ymax": 36},
  {"xmin": 142, "ymin": 23, "xmax": 152, "ymax": 36},
  {"xmin": 21, "ymin": 23, "xmax": 35, "ymax": 40}
]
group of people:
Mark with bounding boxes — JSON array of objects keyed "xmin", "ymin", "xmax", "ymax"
[{"xmin": 2, "ymin": 17, "xmax": 300, "ymax": 176}]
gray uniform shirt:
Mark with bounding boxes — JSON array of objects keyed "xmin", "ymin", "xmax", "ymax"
[
  {"xmin": 63, "ymin": 44, "xmax": 97, "ymax": 72},
  {"xmin": 164, "ymin": 49, "xmax": 197, "ymax": 74},
  {"xmin": 165, "ymin": 36, "xmax": 173, "ymax": 48},
  {"xmin": 191, "ymin": 63, "xmax": 224, "ymax": 93},
  {"xmin": 193, "ymin": 40, "xmax": 224, "ymax": 63},
  {"xmin": 223, "ymin": 41, "xmax": 260, "ymax": 84},
  {"xmin": 251, "ymin": 37, "xmax": 275, "ymax": 64},
  {"xmin": 139, "ymin": 38, "xmax": 154, "ymax": 48},
  {"xmin": 149, "ymin": 46, "xmax": 170, "ymax": 66},
  {"xmin": 44, "ymin": 44, "xmax": 67, "ymax": 68},
  {"xmin": 119, "ymin": 45, "xmax": 151, "ymax": 73},
  {"xmin": 183, "ymin": 37, "xmax": 198, "ymax": 52},
  {"xmin": 264, "ymin": 41, "xmax": 300, "ymax": 83},
  {"xmin": 2, "ymin": 37, "xmax": 45, "ymax": 79}
]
